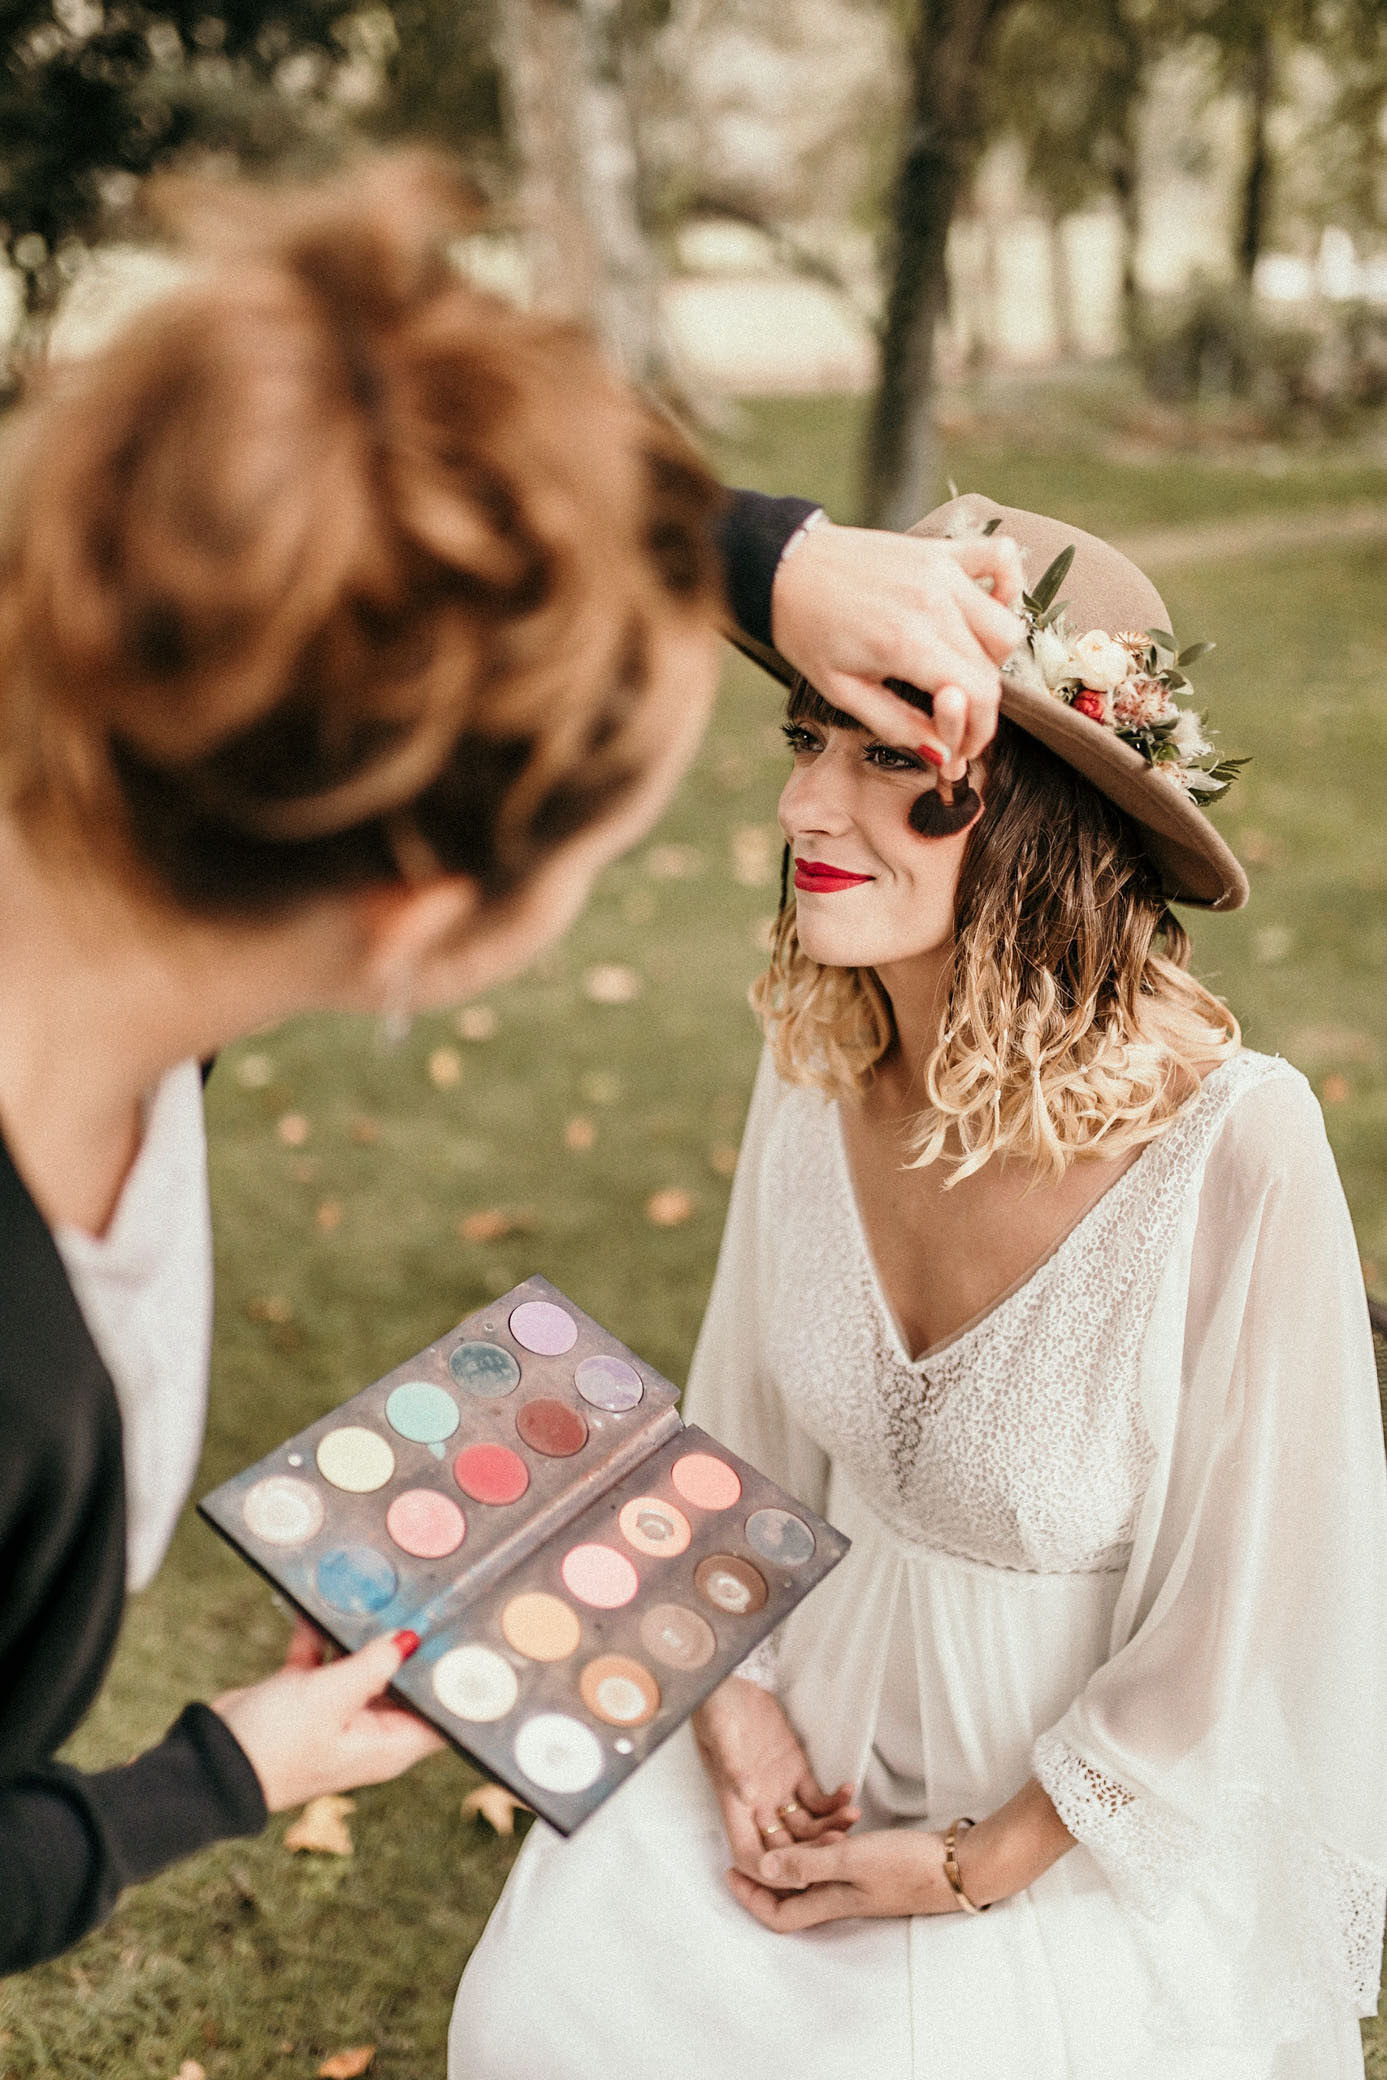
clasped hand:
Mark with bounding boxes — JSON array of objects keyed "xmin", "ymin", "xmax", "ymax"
[{"xmin": 693, "ymin": 1678, "xmax": 961, "ymax": 1933}]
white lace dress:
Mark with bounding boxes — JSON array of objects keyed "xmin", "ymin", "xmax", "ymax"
[{"xmin": 450, "ymin": 1049, "xmax": 1387, "ymax": 2080}]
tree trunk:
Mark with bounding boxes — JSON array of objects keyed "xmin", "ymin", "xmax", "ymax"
[
  {"xmin": 1236, "ymin": 23, "xmax": 1274, "ymax": 285},
  {"xmin": 862, "ymin": 0, "xmax": 1011, "ymax": 530},
  {"xmin": 1046, "ymin": 210, "xmax": 1080, "ymax": 361},
  {"xmin": 498, "ymin": 0, "xmax": 667, "ymax": 385}
]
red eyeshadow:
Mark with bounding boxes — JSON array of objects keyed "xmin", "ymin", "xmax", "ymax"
[
  {"xmin": 516, "ymin": 1397, "xmax": 588, "ymax": 1458},
  {"xmin": 453, "ymin": 1441, "xmax": 530, "ymax": 1504}
]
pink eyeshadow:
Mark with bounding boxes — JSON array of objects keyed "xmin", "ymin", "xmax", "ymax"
[
  {"xmin": 454, "ymin": 1441, "xmax": 530, "ymax": 1505},
  {"xmin": 386, "ymin": 1488, "xmax": 466, "ymax": 1558},
  {"xmin": 670, "ymin": 1451, "xmax": 742, "ymax": 1512},
  {"xmin": 560, "ymin": 1542, "xmax": 639, "ymax": 1609}
]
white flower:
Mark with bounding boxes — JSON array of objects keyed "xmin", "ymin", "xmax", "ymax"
[
  {"xmin": 1032, "ymin": 624, "xmax": 1074, "ymax": 691},
  {"xmin": 1153, "ymin": 761, "xmax": 1193, "ymax": 794},
  {"xmin": 1170, "ymin": 709, "xmax": 1212, "ymax": 759},
  {"xmin": 1068, "ymin": 629, "xmax": 1131, "ymax": 694},
  {"xmin": 1112, "ymin": 675, "xmax": 1177, "ymax": 729}
]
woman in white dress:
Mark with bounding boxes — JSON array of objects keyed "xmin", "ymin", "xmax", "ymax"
[{"xmin": 450, "ymin": 495, "xmax": 1387, "ymax": 2080}]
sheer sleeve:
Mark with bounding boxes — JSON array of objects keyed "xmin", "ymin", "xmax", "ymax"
[
  {"xmin": 1032, "ymin": 1067, "xmax": 1387, "ymax": 2046},
  {"xmin": 682, "ymin": 1049, "xmax": 830, "ymax": 1689}
]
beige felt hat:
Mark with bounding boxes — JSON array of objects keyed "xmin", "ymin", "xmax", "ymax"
[{"xmin": 738, "ymin": 491, "xmax": 1249, "ymax": 912}]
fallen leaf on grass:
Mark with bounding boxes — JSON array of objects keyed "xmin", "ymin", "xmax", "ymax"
[
  {"xmin": 428, "ymin": 1045, "xmax": 463, "ymax": 1088},
  {"xmin": 580, "ymin": 1070, "xmax": 622, "ymax": 1106},
  {"xmin": 462, "ymin": 1783, "xmax": 531, "ymax": 1835},
  {"xmin": 349, "ymin": 1116, "xmax": 380, "ymax": 1145},
  {"xmin": 458, "ymin": 1208, "xmax": 529, "ymax": 1244},
  {"xmin": 564, "ymin": 1116, "xmax": 596, "ymax": 1152},
  {"xmin": 1323, "ymin": 1073, "xmax": 1350, "ymax": 1105},
  {"xmin": 708, "ymin": 1142, "xmax": 740, "ymax": 1178},
  {"xmin": 457, "ymin": 1003, "xmax": 498, "ymax": 1041},
  {"xmin": 646, "ymin": 1188, "xmax": 695, "ymax": 1228},
  {"xmin": 731, "ymin": 825, "xmax": 776, "ymax": 887},
  {"xmin": 644, "ymin": 842, "xmax": 703, "ymax": 880},
  {"xmin": 174, "ymin": 2063, "xmax": 205, "ymax": 2080},
  {"xmin": 315, "ymin": 1199, "xmax": 343, "ymax": 1234},
  {"xmin": 318, "ymin": 2050, "xmax": 375, "ymax": 2079},
  {"xmin": 246, "ymin": 1295, "xmax": 293, "ymax": 1325},
  {"xmin": 277, "ymin": 1112, "xmax": 310, "ymax": 1147},
  {"xmin": 749, "ymin": 915, "xmax": 777, "ymax": 953},
  {"xmin": 284, "ymin": 1794, "xmax": 355, "ymax": 1856},
  {"xmin": 235, "ymin": 1052, "xmax": 274, "ymax": 1089},
  {"xmin": 582, "ymin": 963, "xmax": 642, "ymax": 1005}
]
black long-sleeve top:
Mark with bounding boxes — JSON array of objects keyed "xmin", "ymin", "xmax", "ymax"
[{"xmin": 0, "ymin": 486, "xmax": 814, "ymax": 1975}]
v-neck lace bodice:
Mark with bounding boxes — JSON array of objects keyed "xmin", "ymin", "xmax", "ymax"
[{"xmin": 761, "ymin": 1050, "xmax": 1289, "ymax": 1572}]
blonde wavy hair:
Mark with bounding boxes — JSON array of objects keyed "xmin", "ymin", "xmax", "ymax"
[{"xmin": 753, "ymin": 697, "xmax": 1240, "ymax": 1183}]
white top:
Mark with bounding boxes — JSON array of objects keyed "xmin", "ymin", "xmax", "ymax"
[
  {"xmin": 686, "ymin": 1046, "xmax": 1387, "ymax": 2048},
  {"xmin": 55, "ymin": 1059, "xmax": 213, "ymax": 1592},
  {"xmin": 452, "ymin": 1046, "xmax": 1387, "ymax": 2079}
]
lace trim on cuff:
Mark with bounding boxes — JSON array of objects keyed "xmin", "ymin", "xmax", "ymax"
[{"xmin": 1033, "ymin": 1728, "xmax": 1386, "ymax": 2037}]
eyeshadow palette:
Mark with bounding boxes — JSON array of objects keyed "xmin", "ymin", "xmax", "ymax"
[{"xmin": 200, "ymin": 1275, "xmax": 848, "ymax": 1833}]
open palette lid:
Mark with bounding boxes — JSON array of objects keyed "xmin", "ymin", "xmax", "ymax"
[{"xmin": 201, "ymin": 1276, "xmax": 849, "ymax": 1832}]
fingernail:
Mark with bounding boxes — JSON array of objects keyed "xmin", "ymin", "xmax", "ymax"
[
  {"xmin": 392, "ymin": 1629, "xmax": 421, "ymax": 1659},
  {"xmin": 916, "ymin": 742, "xmax": 945, "ymax": 768}
]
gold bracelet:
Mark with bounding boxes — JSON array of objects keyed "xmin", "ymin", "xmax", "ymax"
[{"xmin": 942, "ymin": 1816, "xmax": 990, "ymax": 1914}]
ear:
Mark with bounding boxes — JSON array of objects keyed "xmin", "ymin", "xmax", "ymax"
[{"xmin": 354, "ymin": 876, "xmax": 486, "ymax": 999}]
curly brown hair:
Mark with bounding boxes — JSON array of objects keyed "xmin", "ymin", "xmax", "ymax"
[
  {"xmin": 755, "ymin": 693, "xmax": 1239, "ymax": 1180},
  {"xmin": 0, "ymin": 153, "xmax": 723, "ymax": 918}
]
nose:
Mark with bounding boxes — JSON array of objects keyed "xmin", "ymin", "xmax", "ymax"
[{"xmin": 778, "ymin": 751, "xmax": 852, "ymax": 843}]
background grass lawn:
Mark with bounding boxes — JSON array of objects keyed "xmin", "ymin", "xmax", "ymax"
[{"xmin": 2, "ymin": 387, "xmax": 1384, "ymax": 2078}]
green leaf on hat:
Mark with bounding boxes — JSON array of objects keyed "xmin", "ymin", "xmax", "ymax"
[
  {"xmin": 1146, "ymin": 628, "xmax": 1178, "ymax": 652},
  {"xmin": 1177, "ymin": 641, "xmax": 1215, "ymax": 667},
  {"xmin": 1027, "ymin": 545, "xmax": 1075, "ymax": 617},
  {"xmin": 982, "ymin": 516, "xmax": 1002, "ymax": 535}
]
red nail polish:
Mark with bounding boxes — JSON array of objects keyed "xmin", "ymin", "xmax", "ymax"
[
  {"xmin": 916, "ymin": 742, "xmax": 945, "ymax": 768},
  {"xmin": 392, "ymin": 1629, "xmax": 421, "ymax": 1659}
]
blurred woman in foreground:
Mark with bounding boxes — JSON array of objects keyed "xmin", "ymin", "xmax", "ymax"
[{"xmin": 0, "ymin": 157, "xmax": 1023, "ymax": 1973}]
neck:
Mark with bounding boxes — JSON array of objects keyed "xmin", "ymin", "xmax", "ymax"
[
  {"xmin": 0, "ymin": 820, "xmax": 358, "ymax": 1232},
  {"xmin": 870, "ymin": 942, "xmax": 953, "ymax": 1104}
]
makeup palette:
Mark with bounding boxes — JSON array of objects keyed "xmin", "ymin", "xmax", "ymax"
[{"xmin": 199, "ymin": 1275, "xmax": 848, "ymax": 1832}]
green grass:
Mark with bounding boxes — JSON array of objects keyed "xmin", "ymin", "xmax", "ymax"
[{"xmin": 2, "ymin": 385, "xmax": 1385, "ymax": 2076}]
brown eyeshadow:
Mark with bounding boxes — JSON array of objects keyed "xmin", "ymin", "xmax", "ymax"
[{"xmin": 515, "ymin": 1397, "xmax": 589, "ymax": 1457}]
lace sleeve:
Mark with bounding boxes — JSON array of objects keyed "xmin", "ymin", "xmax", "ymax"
[{"xmin": 1029, "ymin": 1070, "xmax": 1387, "ymax": 2047}]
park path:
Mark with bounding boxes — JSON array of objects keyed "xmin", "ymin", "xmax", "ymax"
[{"xmin": 1114, "ymin": 498, "xmax": 1387, "ymax": 572}]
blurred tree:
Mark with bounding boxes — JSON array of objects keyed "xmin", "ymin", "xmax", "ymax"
[{"xmin": 862, "ymin": 0, "xmax": 1019, "ymax": 528}]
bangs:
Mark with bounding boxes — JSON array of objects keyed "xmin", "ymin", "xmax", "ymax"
[{"xmin": 787, "ymin": 676, "xmax": 861, "ymax": 733}]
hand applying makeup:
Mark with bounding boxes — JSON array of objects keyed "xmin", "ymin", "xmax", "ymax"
[{"xmin": 768, "ymin": 520, "xmax": 1025, "ymax": 775}]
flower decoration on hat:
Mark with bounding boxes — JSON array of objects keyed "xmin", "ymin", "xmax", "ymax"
[{"xmin": 999, "ymin": 534, "xmax": 1247, "ymax": 806}]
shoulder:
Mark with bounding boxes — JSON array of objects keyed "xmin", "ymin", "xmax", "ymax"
[{"xmin": 1199, "ymin": 1049, "xmax": 1338, "ymax": 1208}]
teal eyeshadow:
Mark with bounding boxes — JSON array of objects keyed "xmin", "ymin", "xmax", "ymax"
[
  {"xmin": 386, "ymin": 1380, "xmax": 461, "ymax": 1443},
  {"xmin": 449, "ymin": 1341, "xmax": 522, "ymax": 1397},
  {"xmin": 316, "ymin": 1546, "xmax": 398, "ymax": 1614}
]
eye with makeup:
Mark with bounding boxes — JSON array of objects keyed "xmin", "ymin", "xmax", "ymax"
[{"xmin": 780, "ymin": 723, "xmax": 926, "ymax": 775}]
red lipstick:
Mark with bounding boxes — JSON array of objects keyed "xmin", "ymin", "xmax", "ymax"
[{"xmin": 793, "ymin": 859, "xmax": 874, "ymax": 894}]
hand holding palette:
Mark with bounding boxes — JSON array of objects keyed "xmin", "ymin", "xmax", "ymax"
[{"xmin": 199, "ymin": 1276, "xmax": 848, "ymax": 1833}]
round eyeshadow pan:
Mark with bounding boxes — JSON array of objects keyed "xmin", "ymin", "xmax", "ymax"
[
  {"xmin": 560, "ymin": 1543, "xmax": 639, "ymax": 1610},
  {"xmin": 670, "ymin": 1451, "xmax": 742, "ymax": 1512},
  {"xmin": 579, "ymin": 1655, "xmax": 660, "ymax": 1727},
  {"xmin": 454, "ymin": 1442, "xmax": 530, "ymax": 1505},
  {"xmin": 385, "ymin": 1380, "xmax": 460, "ymax": 1444},
  {"xmin": 501, "ymin": 1591, "xmax": 582, "ymax": 1661},
  {"xmin": 432, "ymin": 1643, "xmax": 518, "ymax": 1724},
  {"xmin": 515, "ymin": 1398, "xmax": 588, "ymax": 1458},
  {"xmin": 617, "ymin": 1495, "xmax": 692, "ymax": 1559},
  {"xmin": 386, "ymin": 1488, "xmax": 466, "ymax": 1559},
  {"xmin": 449, "ymin": 1341, "xmax": 522, "ymax": 1397},
  {"xmin": 694, "ymin": 1554, "xmax": 768, "ymax": 1617},
  {"xmin": 316, "ymin": 1426, "xmax": 395, "ymax": 1494},
  {"xmin": 639, "ymin": 1602, "xmax": 716, "ymax": 1671},
  {"xmin": 509, "ymin": 1300, "xmax": 578, "ymax": 1356},
  {"xmin": 316, "ymin": 1545, "xmax": 398, "ymax": 1615},
  {"xmin": 574, "ymin": 1355, "xmax": 644, "ymax": 1413},
  {"xmin": 514, "ymin": 1713, "xmax": 604, "ymax": 1795},
  {"xmin": 242, "ymin": 1475, "xmax": 324, "ymax": 1547},
  {"xmin": 744, "ymin": 1507, "xmax": 816, "ymax": 1568}
]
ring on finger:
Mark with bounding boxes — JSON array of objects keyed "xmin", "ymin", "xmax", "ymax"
[
  {"xmin": 761, "ymin": 1819, "xmax": 788, "ymax": 1840},
  {"xmin": 776, "ymin": 1800, "xmax": 803, "ymax": 1821}
]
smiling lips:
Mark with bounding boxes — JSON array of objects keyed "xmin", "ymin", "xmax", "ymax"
[{"xmin": 793, "ymin": 859, "xmax": 874, "ymax": 894}]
